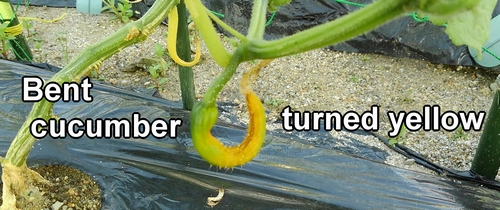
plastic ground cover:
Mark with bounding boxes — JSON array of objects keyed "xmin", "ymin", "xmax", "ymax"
[{"xmin": 1, "ymin": 60, "xmax": 500, "ymax": 209}]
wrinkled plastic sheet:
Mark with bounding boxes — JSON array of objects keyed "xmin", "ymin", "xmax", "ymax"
[{"xmin": 1, "ymin": 60, "xmax": 500, "ymax": 209}]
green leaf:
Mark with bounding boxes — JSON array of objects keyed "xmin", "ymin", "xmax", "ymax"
[
  {"xmin": 118, "ymin": 3, "xmax": 125, "ymax": 12},
  {"xmin": 160, "ymin": 59, "xmax": 170, "ymax": 70},
  {"xmin": 101, "ymin": 6, "xmax": 110, "ymax": 12},
  {"xmin": 122, "ymin": 16, "xmax": 129, "ymax": 23},
  {"xmin": 149, "ymin": 66, "xmax": 159, "ymax": 78},
  {"xmin": 415, "ymin": 0, "xmax": 478, "ymax": 16},
  {"xmin": 154, "ymin": 43, "xmax": 164, "ymax": 57},
  {"xmin": 158, "ymin": 77, "xmax": 168, "ymax": 85},
  {"xmin": 418, "ymin": 0, "xmax": 498, "ymax": 60},
  {"xmin": 90, "ymin": 70, "xmax": 98, "ymax": 78},
  {"xmin": 0, "ymin": 22, "xmax": 10, "ymax": 30},
  {"xmin": 388, "ymin": 139, "xmax": 398, "ymax": 146},
  {"xmin": 34, "ymin": 42, "xmax": 41, "ymax": 50},
  {"xmin": 124, "ymin": 3, "xmax": 133, "ymax": 11},
  {"xmin": 125, "ymin": 10, "xmax": 133, "ymax": 18},
  {"xmin": 268, "ymin": 0, "xmax": 291, "ymax": 12}
]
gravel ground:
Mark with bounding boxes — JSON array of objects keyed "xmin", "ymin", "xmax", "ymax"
[{"xmin": 14, "ymin": 5, "xmax": 500, "ymax": 180}]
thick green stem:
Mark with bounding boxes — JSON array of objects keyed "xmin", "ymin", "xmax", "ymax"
[
  {"xmin": 471, "ymin": 76, "xmax": 500, "ymax": 179},
  {"xmin": 203, "ymin": 45, "xmax": 245, "ymax": 105},
  {"xmin": 3, "ymin": 0, "xmax": 179, "ymax": 167},
  {"xmin": 200, "ymin": 0, "xmax": 268, "ymax": 90},
  {"xmin": 246, "ymin": 0, "xmax": 268, "ymax": 40},
  {"xmin": 176, "ymin": 0, "xmax": 196, "ymax": 110},
  {"xmin": 246, "ymin": 0, "xmax": 413, "ymax": 60}
]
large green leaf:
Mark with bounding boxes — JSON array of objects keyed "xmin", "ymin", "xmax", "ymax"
[{"xmin": 418, "ymin": 0, "xmax": 498, "ymax": 60}]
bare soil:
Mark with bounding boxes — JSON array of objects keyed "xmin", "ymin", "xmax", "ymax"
[{"xmin": 0, "ymin": 165, "xmax": 101, "ymax": 210}]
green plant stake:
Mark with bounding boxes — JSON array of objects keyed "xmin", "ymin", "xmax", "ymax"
[
  {"xmin": 471, "ymin": 76, "xmax": 500, "ymax": 179},
  {"xmin": 0, "ymin": 0, "xmax": 33, "ymax": 61},
  {"xmin": 175, "ymin": 0, "xmax": 196, "ymax": 110}
]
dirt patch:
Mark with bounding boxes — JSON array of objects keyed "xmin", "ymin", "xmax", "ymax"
[{"xmin": 0, "ymin": 165, "xmax": 101, "ymax": 210}]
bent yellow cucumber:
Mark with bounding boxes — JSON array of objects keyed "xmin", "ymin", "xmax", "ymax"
[
  {"xmin": 190, "ymin": 90, "xmax": 266, "ymax": 168},
  {"xmin": 190, "ymin": 53, "xmax": 270, "ymax": 168}
]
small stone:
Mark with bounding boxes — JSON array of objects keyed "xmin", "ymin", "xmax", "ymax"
[
  {"xmin": 144, "ymin": 81, "xmax": 151, "ymax": 86},
  {"xmin": 405, "ymin": 159, "xmax": 415, "ymax": 165},
  {"xmin": 51, "ymin": 201, "xmax": 64, "ymax": 210},
  {"xmin": 109, "ymin": 78, "xmax": 117, "ymax": 85},
  {"xmin": 490, "ymin": 82, "xmax": 498, "ymax": 92}
]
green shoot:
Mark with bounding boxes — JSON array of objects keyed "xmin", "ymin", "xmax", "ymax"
[
  {"xmin": 349, "ymin": 75, "xmax": 360, "ymax": 83},
  {"xmin": 451, "ymin": 125, "xmax": 468, "ymax": 141},
  {"xmin": 147, "ymin": 43, "xmax": 172, "ymax": 91},
  {"xmin": 33, "ymin": 40, "xmax": 41, "ymax": 61},
  {"xmin": 24, "ymin": 0, "xmax": 31, "ymax": 8},
  {"xmin": 264, "ymin": 99, "xmax": 285, "ymax": 107},
  {"xmin": 148, "ymin": 64, "xmax": 170, "ymax": 91},
  {"xmin": 89, "ymin": 69, "xmax": 105, "ymax": 81},
  {"xmin": 22, "ymin": 20, "xmax": 34, "ymax": 38},
  {"xmin": 389, "ymin": 124, "xmax": 407, "ymax": 146},
  {"xmin": 102, "ymin": 0, "xmax": 134, "ymax": 23},
  {"xmin": 56, "ymin": 32, "xmax": 69, "ymax": 65},
  {"xmin": 360, "ymin": 55, "xmax": 371, "ymax": 61}
]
